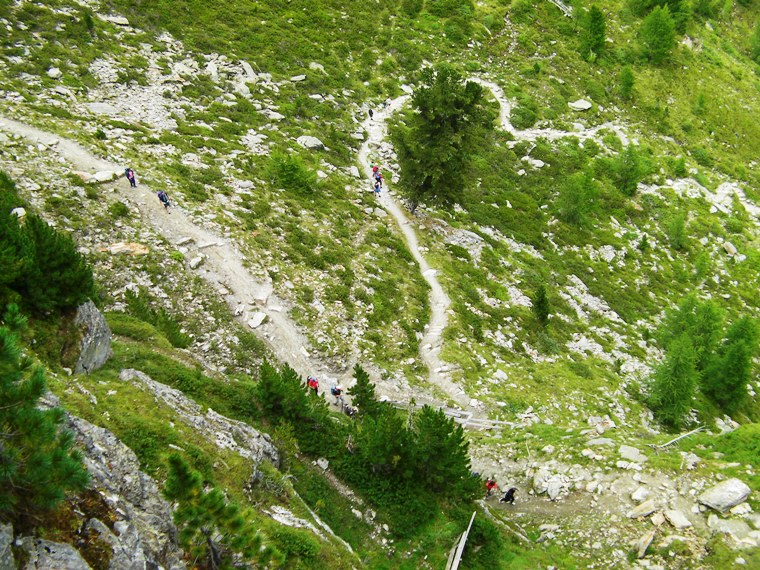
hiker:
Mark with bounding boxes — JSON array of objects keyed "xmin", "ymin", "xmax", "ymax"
[
  {"xmin": 368, "ymin": 108, "xmax": 374, "ymax": 120},
  {"xmin": 485, "ymin": 477, "xmax": 498, "ymax": 499},
  {"xmin": 500, "ymin": 487, "xmax": 517, "ymax": 504},
  {"xmin": 125, "ymin": 168, "xmax": 137, "ymax": 187},
  {"xmin": 374, "ymin": 180, "xmax": 381, "ymax": 196},
  {"xmin": 307, "ymin": 376, "xmax": 319, "ymax": 396},
  {"xmin": 344, "ymin": 405, "xmax": 356, "ymax": 418},
  {"xmin": 157, "ymin": 190, "xmax": 171, "ymax": 210},
  {"xmin": 374, "ymin": 171, "xmax": 383, "ymax": 187},
  {"xmin": 372, "ymin": 164, "xmax": 379, "ymax": 174},
  {"xmin": 382, "ymin": 99, "xmax": 388, "ymax": 110},
  {"xmin": 331, "ymin": 384, "xmax": 344, "ymax": 407}
]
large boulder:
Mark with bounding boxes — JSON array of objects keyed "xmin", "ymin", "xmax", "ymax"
[
  {"xmin": 17, "ymin": 537, "xmax": 91, "ymax": 569},
  {"xmin": 699, "ymin": 478, "xmax": 751, "ymax": 513},
  {"xmin": 74, "ymin": 300, "xmax": 112, "ymax": 375},
  {"xmin": 296, "ymin": 135, "xmax": 326, "ymax": 150},
  {"xmin": 568, "ymin": 99, "xmax": 593, "ymax": 111}
]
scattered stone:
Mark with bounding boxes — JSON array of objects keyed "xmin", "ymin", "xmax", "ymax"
[
  {"xmin": 296, "ymin": 135, "xmax": 325, "ymax": 150},
  {"xmin": 316, "ymin": 458, "xmax": 329, "ymax": 470},
  {"xmin": 731, "ymin": 503, "xmax": 752, "ymax": 516},
  {"xmin": 628, "ymin": 499, "xmax": 657, "ymax": 519},
  {"xmin": 547, "ymin": 476, "xmax": 564, "ymax": 501},
  {"xmin": 568, "ymin": 99, "xmax": 593, "ymax": 111},
  {"xmin": 90, "ymin": 170, "xmax": 120, "ymax": 183},
  {"xmin": 651, "ymin": 512, "xmax": 666, "ymax": 527},
  {"xmin": 290, "ymin": 74, "xmax": 307, "ymax": 82},
  {"xmin": 10, "ymin": 207, "xmax": 26, "ymax": 219},
  {"xmin": 47, "ymin": 67, "xmax": 62, "ymax": 79},
  {"xmin": 723, "ymin": 242, "xmax": 737, "ymax": 256},
  {"xmin": 632, "ymin": 487, "xmax": 650, "ymax": 503},
  {"xmin": 636, "ymin": 529, "xmax": 656, "ymax": 559},
  {"xmin": 102, "ymin": 15, "xmax": 131, "ymax": 26},
  {"xmin": 86, "ymin": 102, "xmax": 119, "ymax": 116},
  {"xmin": 189, "ymin": 255, "xmax": 205, "ymax": 269},
  {"xmin": 619, "ymin": 445, "xmax": 648, "ymax": 463},
  {"xmin": 664, "ymin": 510, "xmax": 692, "ymax": 530},
  {"xmin": 102, "ymin": 242, "xmax": 150, "ymax": 256},
  {"xmin": 707, "ymin": 514, "xmax": 758, "ymax": 548},
  {"xmin": 699, "ymin": 479, "xmax": 751, "ymax": 513},
  {"xmin": 247, "ymin": 312, "xmax": 267, "ymax": 329}
]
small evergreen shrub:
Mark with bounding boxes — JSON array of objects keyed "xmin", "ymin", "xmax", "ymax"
[{"xmin": 266, "ymin": 152, "xmax": 317, "ymax": 196}]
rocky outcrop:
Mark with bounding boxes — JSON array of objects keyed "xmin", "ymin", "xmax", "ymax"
[
  {"xmin": 119, "ymin": 369, "xmax": 280, "ymax": 466},
  {"xmin": 40, "ymin": 393, "xmax": 185, "ymax": 569},
  {"xmin": 0, "ymin": 523, "xmax": 14, "ymax": 570},
  {"xmin": 74, "ymin": 300, "xmax": 112, "ymax": 375},
  {"xmin": 699, "ymin": 479, "xmax": 751, "ymax": 513},
  {"xmin": 17, "ymin": 537, "xmax": 92, "ymax": 569}
]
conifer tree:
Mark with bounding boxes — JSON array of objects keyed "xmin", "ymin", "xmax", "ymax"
[
  {"xmin": 659, "ymin": 295, "xmax": 723, "ymax": 373},
  {"xmin": 649, "ymin": 333, "xmax": 698, "ymax": 430},
  {"xmin": 640, "ymin": 5, "xmax": 677, "ymax": 64},
  {"xmin": 163, "ymin": 453, "xmax": 282, "ymax": 569},
  {"xmin": 618, "ymin": 66, "xmax": 635, "ymax": 100},
  {"xmin": 413, "ymin": 406, "xmax": 473, "ymax": 497},
  {"xmin": 614, "ymin": 144, "xmax": 645, "ymax": 196},
  {"xmin": 702, "ymin": 317, "xmax": 759, "ymax": 414},
  {"xmin": 394, "ymin": 63, "xmax": 494, "ymax": 213},
  {"xmin": 580, "ymin": 6, "xmax": 607, "ymax": 59},
  {"xmin": 531, "ymin": 284, "xmax": 551, "ymax": 328},
  {"xmin": 0, "ymin": 304, "xmax": 89, "ymax": 521},
  {"xmin": 347, "ymin": 363, "xmax": 381, "ymax": 418}
]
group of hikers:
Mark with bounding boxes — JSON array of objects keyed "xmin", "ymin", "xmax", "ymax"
[
  {"xmin": 124, "ymin": 167, "xmax": 172, "ymax": 212},
  {"xmin": 484, "ymin": 476, "xmax": 517, "ymax": 504},
  {"xmin": 370, "ymin": 163, "xmax": 384, "ymax": 196},
  {"xmin": 306, "ymin": 375, "xmax": 356, "ymax": 417}
]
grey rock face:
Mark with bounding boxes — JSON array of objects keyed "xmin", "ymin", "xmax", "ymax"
[
  {"xmin": 0, "ymin": 523, "xmax": 14, "ymax": 570},
  {"xmin": 17, "ymin": 537, "xmax": 92, "ymax": 570},
  {"xmin": 74, "ymin": 300, "xmax": 112, "ymax": 375},
  {"xmin": 699, "ymin": 478, "xmax": 751, "ymax": 513},
  {"xmin": 119, "ymin": 369, "xmax": 279, "ymax": 466},
  {"xmin": 59, "ymin": 407, "xmax": 185, "ymax": 569}
]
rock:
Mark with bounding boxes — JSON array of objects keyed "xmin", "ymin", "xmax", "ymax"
[
  {"xmin": 664, "ymin": 510, "xmax": 692, "ymax": 529},
  {"xmin": 309, "ymin": 62, "xmax": 326, "ymax": 74},
  {"xmin": 631, "ymin": 486, "xmax": 650, "ymax": 503},
  {"xmin": 636, "ymin": 529, "xmax": 656, "ymax": 559},
  {"xmin": 568, "ymin": 99, "xmax": 593, "ymax": 111},
  {"xmin": 86, "ymin": 102, "xmax": 119, "ymax": 116},
  {"xmin": 189, "ymin": 255, "xmax": 205, "ymax": 269},
  {"xmin": 296, "ymin": 135, "xmax": 325, "ymax": 150},
  {"xmin": 723, "ymin": 242, "xmax": 737, "ymax": 256},
  {"xmin": 0, "ymin": 523, "xmax": 14, "ymax": 570},
  {"xmin": 290, "ymin": 74, "xmax": 307, "ymax": 82},
  {"xmin": 47, "ymin": 67, "xmax": 62, "ymax": 79},
  {"xmin": 707, "ymin": 514, "xmax": 758, "ymax": 548},
  {"xmin": 316, "ymin": 458, "xmax": 329, "ymax": 470},
  {"xmin": 17, "ymin": 537, "xmax": 91, "ymax": 569},
  {"xmin": 699, "ymin": 478, "xmax": 751, "ymax": 513},
  {"xmin": 90, "ymin": 170, "xmax": 120, "ymax": 183},
  {"xmin": 681, "ymin": 452, "xmax": 700, "ymax": 470},
  {"xmin": 731, "ymin": 503, "xmax": 752, "ymax": 516},
  {"xmin": 628, "ymin": 499, "xmax": 657, "ymax": 519},
  {"xmin": 241, "ymin": 61, "xmax": 256, "ymax": 79},
  {"xmin": 619, "ymin": 445, "xmax": 648, "ymax": 463},
  {"xmin": 74, "ymin": 300, "xmax": 112, "ymax": 375},
  {"xmin": 103, "ymin": 242, "xmax": 150, "ymax": 256},
  {"xmin": 86, "ymin": 518, "xmax": 145, "ymax": 570},
  {"xmin": 587, "ymin": 437, "xmax": 615, "ymax": 447},
  {"xmin": 533, "ymin": 467, "xmax": 551, "ymax": 495},
  {"xmin": 102, "ymin": 15, "xmax": 131, "ymax": 26},
  {"xmin": 247, "ymin": 312, "xmax": 267, "ymax": 329},
  {"xmin": 352, "ymin": 508, "xmax": 362, "ymax": 519},
  {"xmin": 349, "ymin": 165, "xmax": 360, "ymax": 178},
  {"xmin": 546, "ymin": 476, "xmax": 563, "ymax": 501},
  {"xmin": 10, "ymin": 207, "xmax": 26, "ymax": 219},
  {"xmin": 651, "ymin": 512, "xmax": 666, "ymax": 527}
]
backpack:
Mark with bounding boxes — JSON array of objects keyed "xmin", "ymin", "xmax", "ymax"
[{"xmin": 330, "ymin": 386, "xmax": 338, "ymax": 396}]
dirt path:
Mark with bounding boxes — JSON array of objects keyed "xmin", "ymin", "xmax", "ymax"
[
  {"xmin": 0, "ymin": 116, "xmax": 354, "ymax": 390},
  {"xmin": 358, "ymin": 99, "xmax": 473, "ymax": 410}
]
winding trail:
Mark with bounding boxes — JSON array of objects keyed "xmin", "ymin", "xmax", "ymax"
[{"xmin": 357, "ymin": 98, "xmax": 472, "ymax": 410}]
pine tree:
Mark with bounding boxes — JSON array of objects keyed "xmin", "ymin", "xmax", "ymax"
[
  {"xmin": 580, "ymin": 6, "xmax": 607, "ymax": 59},
  {"xmin": 614, "ymin": 144, "xmax": 644, "ymax": 196},
  {"xmin": 702, "ymin": 317, "xmax": 759, "ymax": 414},
  {"xmin": 752, "ymin": 22, "xmax": 760, "ymax": 64},
  {"xmin": 394, "ymin": 63, "xmax": 495, "ymax": 213},
  {"xmin": 347, "ymin": 363, "xmax": 381, "ymax": 418},
  {"xmin": 0, "ymin": 304, "xmax": 90, "ymax": 521},
  {"xmin": 659, "ymin": 295, "xmax": 724, "ymax": 373},
  {"xmin": 163, "ymin": 453, "xmax": 282, "ymax": 569},
  {"xmin": 531, "ymin": 284, "xmax": 551, "ymax": 327},
  {"xmin": 649, "ymin": 333, "xmax": 698, "ymax": 430},
  {"xmin": 619, "ymin": 66, "xmax": 635, "ymax": 100},
  {"xmin": 556, "ymin": 171, "xmax": 599, "ymax": 227},
  {"xmin": 413, "ymin": 406, "xmax": 472, "ymax": 497},
  {"xmin": 640, "ymin": 5, "xmax": 677, "ymax": 64}
]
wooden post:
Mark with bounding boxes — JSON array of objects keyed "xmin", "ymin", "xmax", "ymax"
[{"xmin": 445, "ymin": 511, "xmax": 476, "ymax": 570}]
